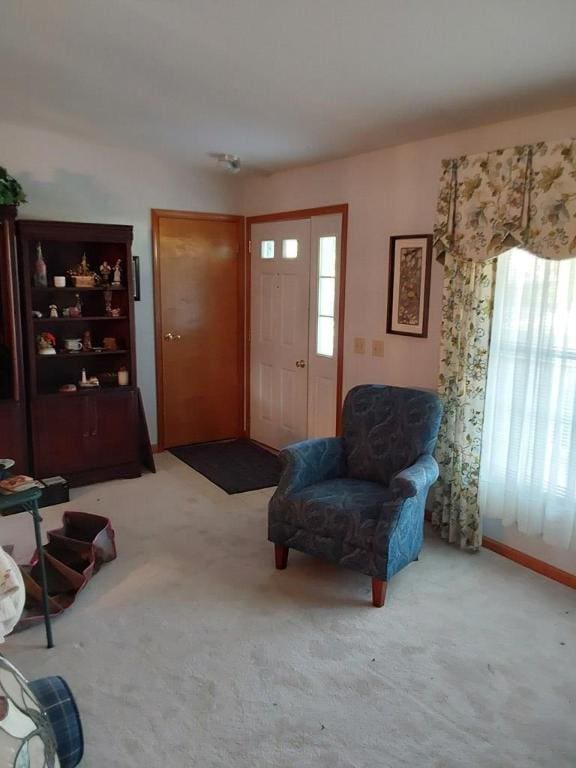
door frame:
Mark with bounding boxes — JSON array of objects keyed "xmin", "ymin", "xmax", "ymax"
[
  {"xmin": 246, "ymin": 203, "xmax": 348, "ymax": 440},
  {"xmin": 152, "ymin": 209, "xmax": 246, "ymax": 451}
]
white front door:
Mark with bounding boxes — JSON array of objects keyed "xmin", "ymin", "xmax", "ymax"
[{"xmin": 250, "ymin": 214, "xmax": 342, "ymax": 450}]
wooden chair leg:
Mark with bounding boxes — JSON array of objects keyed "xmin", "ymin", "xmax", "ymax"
[
  {"xmin": 274, "ymin": 544, "xmax": 289, "ymax": 570},
  {"xmin": 371, "ymin": 577, "xmax": 387, "ymax": 608}
]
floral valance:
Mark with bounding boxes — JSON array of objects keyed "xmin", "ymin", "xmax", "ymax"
[{"xmin": 434, "ymin": 137, "xmax": 576, "ymax": 262}]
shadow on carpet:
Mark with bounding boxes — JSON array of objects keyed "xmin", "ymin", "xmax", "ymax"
[{"xmin": 170, "ymin": 439, "xmax": 281, "ymax": 494}]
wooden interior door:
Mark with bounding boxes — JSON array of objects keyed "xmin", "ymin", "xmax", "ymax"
[
  {"xmin": 250, "ymin": 219, "xmax": 311, "ymax": 449},
  {"xmin": 153, "ymin": 211, "xmax": 244, "ymax": 449}
]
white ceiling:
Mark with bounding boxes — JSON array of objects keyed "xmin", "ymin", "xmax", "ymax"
[{"xmin": 1, "ymin": 0, "xmax": 576, "ymax": 174}]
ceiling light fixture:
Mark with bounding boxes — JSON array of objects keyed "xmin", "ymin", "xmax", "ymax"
[{"xmin": 209, "ymin": 153, "xmax": 241, "ymax": 174}]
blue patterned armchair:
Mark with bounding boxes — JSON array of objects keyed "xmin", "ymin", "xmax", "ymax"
[{"xmin": 268, "ymin": 385, "xmax": 443, "ymax": 606}]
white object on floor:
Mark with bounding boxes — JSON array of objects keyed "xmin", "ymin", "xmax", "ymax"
[
  {"xmin": 0, "ymin": 545, "xmax": 25, "ymax": 641},
  {"xmin": 4, "ymin": 452, "xmax": 576, "ymax": 768}
]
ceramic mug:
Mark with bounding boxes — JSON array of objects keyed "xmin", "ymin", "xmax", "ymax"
[{"xmin": 64, "ymin": 338, "xmax": 82, "ymax": 352}]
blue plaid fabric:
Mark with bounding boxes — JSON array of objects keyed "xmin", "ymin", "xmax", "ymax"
[{"xmin": 29, "ymin": 676, "xmax": 84, "ymax": 768}]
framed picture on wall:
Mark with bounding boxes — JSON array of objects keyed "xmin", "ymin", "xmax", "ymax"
[{"xmin": 386, "ymin": 234, "xmax": 432, "ymax": 338}]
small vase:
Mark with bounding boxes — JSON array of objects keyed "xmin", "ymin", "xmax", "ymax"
[{"xmin": 33, "ymin": 242, "xmax": 48, "ymax": 288}]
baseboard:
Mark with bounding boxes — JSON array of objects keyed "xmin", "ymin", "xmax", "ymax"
[
  {"xmin": 482, "ymin": 536, "xmax": 576, "ymax": 589},
  {"xmin": 151, "ymin": 444, "xmax": 161, "ymax": 454},
  {"xmin": 425, "ymin": 510, "xmax": 575, "ymax": 589}
]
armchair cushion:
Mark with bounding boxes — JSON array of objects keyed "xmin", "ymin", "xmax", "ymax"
[
  {"xmin": 342, "ymin": 385, "xmax": 442, "ymax": 486},
  {"xmin": 271, "ymin": 478, "xmax": 395, "ymax": 550}
]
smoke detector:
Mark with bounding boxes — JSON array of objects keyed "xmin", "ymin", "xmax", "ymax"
[{"xmin": 209, "ymin": 153, "xmax": 241, "ymax": 174}]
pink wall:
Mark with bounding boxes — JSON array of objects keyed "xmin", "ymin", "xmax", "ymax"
[{"xmin": 242, "ymin": 106, "xmax": 576, "ymax": 576}]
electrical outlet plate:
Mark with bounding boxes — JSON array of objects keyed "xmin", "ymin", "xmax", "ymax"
[
  {"xmin": 372, "ymin": 339, "xmax": 385, "ymax": 357},
  {"xmin": 353, "ymin": 337, "xmax": 366, "ymax": 354}
]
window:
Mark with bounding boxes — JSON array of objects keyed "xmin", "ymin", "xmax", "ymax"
[
  {"xmin": 479, "ymin": 248, "xmax": 576, "ymax": 549},
  {"xmin": 316, "ymin": 236, "xmax": 337, "ymax": 357},
  {"xmin": 260, "ymin": 240, "xmax": 274, "ymax": 259},
  {"xmin": 282, "ymin": 239, "xmax": 298, "ymax": 259}
]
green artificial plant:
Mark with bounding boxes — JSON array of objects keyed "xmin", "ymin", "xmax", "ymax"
[{"xmin": 0, "ymin": 167, "xmax": 27, "ymax": 206}]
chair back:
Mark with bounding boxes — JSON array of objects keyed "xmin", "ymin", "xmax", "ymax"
[{"xmin": 342, "ymin": 385, "xmax": 442, "ymax": 486}]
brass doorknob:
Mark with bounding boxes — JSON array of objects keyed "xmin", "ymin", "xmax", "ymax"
[
  {"xmin": 164, "ymin": 332, "xmax": 182, "ymax": 341},
  {"xmin": 296, "ymin": 359, "xmax": 307, "ymax": 368}
]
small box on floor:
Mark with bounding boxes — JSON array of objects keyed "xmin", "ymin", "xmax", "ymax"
[{"xmin": 39, "ymin": 476, "xmax": 69, "ymax": 508}]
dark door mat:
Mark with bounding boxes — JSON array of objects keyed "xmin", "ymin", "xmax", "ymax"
[{"xmin": 169, "ymin": 439, "xmax": 281, "ymax": 494}]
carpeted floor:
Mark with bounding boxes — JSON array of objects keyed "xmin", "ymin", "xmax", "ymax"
[{"xmin": 2, "ymin": 452, "xmax": 575, "ymax": 768}]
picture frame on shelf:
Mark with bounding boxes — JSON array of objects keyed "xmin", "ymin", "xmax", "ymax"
[
  {"xmin": 132, "ymin": 255, "xmax": 141, "ymax": 301},
  {"xmin": 386, "ymin": 234, "xmax": 432, "ymax": 338}
]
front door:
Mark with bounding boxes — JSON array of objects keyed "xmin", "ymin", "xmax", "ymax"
[
  {"xmin": 250, "ymin": 219, "xmax": 311, "ymax": 448},
  {"xmin": 153, "ymin": 211, "xmax": 244, "ymax": 449},
  {"xmin": 250, "ymin": 214, "xmax": 343, "ymax": 449}
]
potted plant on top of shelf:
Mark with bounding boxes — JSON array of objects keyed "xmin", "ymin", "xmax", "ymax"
[{"xmin": 0, "ymin": 167, "xmax": 27, "ymax": 210}]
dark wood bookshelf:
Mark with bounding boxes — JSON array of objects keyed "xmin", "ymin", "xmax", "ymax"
[
  {"xmin": 17, "ymin": 219, "xmax": 140, "ymax": 485},
  {"xmin": 0, "ymin": 206, "xmax": 28, "ymax": 472}
]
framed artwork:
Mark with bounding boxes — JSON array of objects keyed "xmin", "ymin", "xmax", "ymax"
[
  {"xmin": 386, "ymin": 234, "xmax": 432, "ymax": 338},
  {"xmin": 132, "ymin": 255, "xmax": 141, "ymax": 301}
]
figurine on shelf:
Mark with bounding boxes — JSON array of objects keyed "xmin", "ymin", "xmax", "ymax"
[
  {"xmin": 79, "ymin": 368, "xmax": 99, "ymax": 388},
  {"xmin": 49, "ymin": 304, "xmax": 58, "ymax": 318},
  {"xmin": 103, "ymin": 336, "xmax": 118, "ymax": 351},
  {"xmin": 37, "ymin": 332, "xmax": 56, "ymax": 356},
  {"xmin": 112, "ymin": 260, "xmax": 122, "ymax": 287},
  {"xmin": 99, "ymin": 260, "xmax": 112, "ymax": 285},
  {"xmin": 82, "ymin": 330, "xmax": 92, "ymax": 352},
  {"xmin": 33, "ymin": 243, "xmax": 48, "ymax": 288},
  {"xmin": 68, "ymin": 253, "xmax": 99, "ymax": 288},
  {"xmin": 104, "ymin": 289, "xmax": 113, "ymax": 317},
  {"xmin": 69, "ymin": 294, "xmax": 82, "ymax": 318}
]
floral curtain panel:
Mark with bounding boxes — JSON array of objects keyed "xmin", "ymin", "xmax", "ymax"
[{"xmin": 431, "ymin": 138, "xmax": 576, "ymax": 550}]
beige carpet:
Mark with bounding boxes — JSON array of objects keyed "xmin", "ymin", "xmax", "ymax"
[{"xmin": 3, "ymin": 452, "xmax": 575, "ymax": 768}]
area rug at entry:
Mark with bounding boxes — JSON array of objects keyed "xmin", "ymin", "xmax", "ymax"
[{"xmin": 169, "ymin": 438, "xmax": 281, "ymax": 493}]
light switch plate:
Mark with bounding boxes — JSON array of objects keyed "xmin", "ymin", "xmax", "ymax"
[
  {"xmin": 372, "ymin": 339, "xmax": 385, "ymax": 357},
  {"xmin": 353, "ymin": 337, "xmax": 366, "ymax": 354}
]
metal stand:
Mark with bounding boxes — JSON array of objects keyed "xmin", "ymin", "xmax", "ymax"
[{"xmin": 28, "ymin": 501, "xmax": 54, "ymax": 648}]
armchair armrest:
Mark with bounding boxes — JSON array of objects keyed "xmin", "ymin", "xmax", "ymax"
[
  {"xmin": 274, "ymin": 437, "xmax": 346, "ymax": 498},
  {"xmin": 389, "ymin": 454, "xmax": 439, "ymax": 499}
]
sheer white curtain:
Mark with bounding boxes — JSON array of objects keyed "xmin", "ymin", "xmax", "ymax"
[{"xmin": 479, "ymin": 248, "xmax": 576, "ymax": 550}]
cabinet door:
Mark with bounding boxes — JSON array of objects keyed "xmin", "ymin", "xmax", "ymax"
[
  {"xmin": 0, "ymin": 401, "xmax": 28, "ymax": 473},
  {"xmin": 32, "ymin": 397, "xmax": 90, "ymax": 476},
  {"xmin": 88, "ymin": 390, "xmax": 138, "ymax": 469}
]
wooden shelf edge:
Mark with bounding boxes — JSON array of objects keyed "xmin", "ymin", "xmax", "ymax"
[{"xmin": 34, "ymin": 316, "xmax": 128, "ymax": 322}]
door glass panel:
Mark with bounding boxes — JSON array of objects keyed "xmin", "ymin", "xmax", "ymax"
[
  {"xmin": 316, "ymin": 236, "xmax": 337, "ymax": 357},
  {"xmin": 318, "ymin": 277, "xmax": 335, "ymax": 316},
  {"xmin": 282, "ymin": 239, "xmax": 298, "ymax": 259},
  {"xmin": 261, "ymin": 240, "xmax": 275, "ymax": 259},
  {"xmin": 317, "ymin": 316, "xmax": 335, "ymax": 357},
  {"xmin": 319, "ymin": 236, "xmax": 336, "ymax": 277}
]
